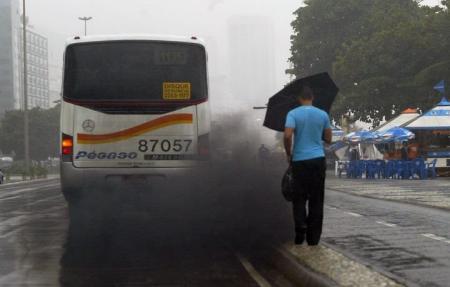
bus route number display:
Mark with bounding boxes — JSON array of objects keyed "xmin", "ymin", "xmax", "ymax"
[{"xmin": 163, "ymin": 82, "xmax": 191, "ymax": 100}]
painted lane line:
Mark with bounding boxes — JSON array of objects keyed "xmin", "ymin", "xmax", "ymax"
[
  {"xmin": 0, "ymin": 187, "xmax": 34, "ymax": 194},
  {"xmin": 0, "ymin": 178, "xmax": 58, "ymax": 188},
  {"xmin": 422, "ymin": 233, "xmax": 450, "ymax": 244},
  {"xmin": 345, "ymin": 211, "xmax": 363, "ymax": 217},
  {"xmin": 325, "ymin": 205, "xmax": 338, "ymax": 210},
  {"xmin": 376, "ymin": 221, "xmax": 397, "ymax": 227},
  {"xmin": 0, "ymin": 183, "xmax": 60, "ymax": 199},
  {"xmin": 236, "ymin": 254, "xmax": 272, "ymax": 287}
]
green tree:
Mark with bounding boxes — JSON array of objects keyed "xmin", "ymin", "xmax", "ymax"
[
  {"xmin": 288, "ymin": 0, "xmax": 375, "ymax": 77},
  {"xmin": 0, "ymin": 106, "xmax": 60, "ymax": 161},
  {"xmin": 289, "ymin": 0, "xmax": 450, "ymax": 126}
]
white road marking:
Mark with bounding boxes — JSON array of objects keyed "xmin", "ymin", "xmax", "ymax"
[
  {"xmin": 422, "ymin": 233, "xmax": 450, "ymax": 244},
  {"xmin": 0, "ymin": 178, "xmax": 58, "ymax": 188},
  {"xmin": 376, "ymin": 221, "xmax": 397, "ymax": 227},
  {"xmin": 0, "ymin": 183, "xmax": 60, "ymax": 200},
  {"xmin": 0, "ymin": 187, "xmax": 35, "ymax": 196},
  {"xmin": 236, "ymin": 254, "xmax": 272, "ymax": 287},
  {"xmin": 345, "ymin": 211, "xmax": 363, "ymax": 217}
]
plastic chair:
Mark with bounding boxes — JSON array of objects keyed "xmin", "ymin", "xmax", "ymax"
[
  {"xmin": 426, "ymin": 159, "xmax": 438, "ymax": 179},
  {"xmin": 365, "ymin": 160, "xmax": 375, "ymax": 179},
  {"xmin": 384, "ymin": 160, "xmax": 396, "ymax": 179},
  {"xmin": 366, "ymin": 160, "xmax": 383, "ymax": 179},
  {"xmin": 395, "ymin": 160, "xmax": 411, "ymax": 179},
  {"xmin": 346, "ymin": 161, "xmax": 354, "ymax": 178},
  {"xmin": 357, "ymin": 160, "xmax": 367, "ymax": 178},
  {"xmin": 374, "ymin": 160, "xmax": 385, "ymax": 179},
  {"xmin": 411, "ymin": 158, "xmax": 426, "ymax": 179},
  {"xmin": 338, "ymin": 161, "xmax": 349, "ymax": 178}
]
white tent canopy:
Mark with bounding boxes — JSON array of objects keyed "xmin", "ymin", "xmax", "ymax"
[
  {"xmin": 376, "ymin": 108, "xmax": 420, "ymax": 132},
  {"xmin": 406, "ymin": 98, "xmax": 450, "ymax": 130}
]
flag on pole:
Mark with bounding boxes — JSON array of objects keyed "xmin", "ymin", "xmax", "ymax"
[{"xmin": 434, "ymin": 80, "xmax": 445, "ymax": 94}]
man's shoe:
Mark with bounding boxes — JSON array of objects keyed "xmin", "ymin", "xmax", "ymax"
[
  {"xmin": 295, "ymin": 233, "xmax": 305, "ymax": 245},
  {"xmin": 306, "ymin": 231, "xmax": 321, "ymax": 246}
]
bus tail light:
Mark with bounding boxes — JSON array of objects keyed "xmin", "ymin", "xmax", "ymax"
[
  {"xmin": 62, "ymin": 134, "xmax": 73, "ymax": 162},
  {"xmin": 198, "ymin": 134, "xmax": 210, "ymax": 160}
]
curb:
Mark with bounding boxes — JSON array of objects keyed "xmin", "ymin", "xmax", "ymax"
[
  {"xmin": 269, "ymin": 245, "xmax": 338, "ymax": 287},
  {"xmin": 0, "ymin": 176, "xmax": 59, "ymax": 188},
  {"xmin": 327, "ymin": 186, "xmax": 450, "ymax": 213},
  {"xmin": 267, "ymin": 243, "xmax": 404, "ymax": 287}
]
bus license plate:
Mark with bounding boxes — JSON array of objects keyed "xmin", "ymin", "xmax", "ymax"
[{"xmin": 138, "ymin": 138, "xmax": 194, "ymax": 153}]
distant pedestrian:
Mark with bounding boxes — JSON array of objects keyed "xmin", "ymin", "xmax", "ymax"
[
  {"xmin": 284, "ymin": 85, "xmax": 332, "ymax": 245},
  {"xmin": 349, "ymin": 144, "xmax": 360, "ymax": 161},
  {"xmin": 400, "ymin": 142, "xmax": 409, "ymax": 161},
  {"xmin": 0, "ymin": 169, "xmax": 4, "ymax": 184}
]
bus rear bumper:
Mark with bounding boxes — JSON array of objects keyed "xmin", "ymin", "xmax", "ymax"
[{"xmin": 60, "ymin": 162, "xmax": 206, "ymax": 192}]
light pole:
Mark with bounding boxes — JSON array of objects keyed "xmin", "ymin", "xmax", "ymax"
[
  {"xmin": 78, "ymin": 16, "xmax": 92, "ymax": 36},
  {"xmin": 22, "ymin": 0, "xmax": 30, "ymax": 178}
]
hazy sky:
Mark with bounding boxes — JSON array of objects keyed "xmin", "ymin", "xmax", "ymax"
[
  {"xmin": 27, "ymin": 0, "xmax": 303, "ymax": 107},
  {"xmin": 26, "ymin": 0, "xmax": 442, "ymax": 36},
  {"xmin": 25, "ymin": 0, "xmax": 443, "ymax": 107}
]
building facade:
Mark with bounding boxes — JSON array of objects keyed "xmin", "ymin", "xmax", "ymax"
[
  {"xmin": 18, "ymin": 28, "xmax": 50, "ymax": 109},
  {"xmin": 0, "ymin": 0, "xmax": 20, "ymax": 115},
  {"xmin": 0, "ymin": 0, "xmax": 50, "ymax": 116}
]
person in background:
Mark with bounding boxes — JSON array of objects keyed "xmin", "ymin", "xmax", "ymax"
[
  {"xmin": 401, "ymin": 141, "xmax": 409, "ymax": 161},
  {"xmin": 284, "ymin": 85, "xmax": 332, "ymax": 246},
  {"xmin": 0, "ymin": 169, "xmax": 4, "ymax": 184},
  {"xmin": 349, "ymin": 144, "xmax": 360, "ymax": 161}
]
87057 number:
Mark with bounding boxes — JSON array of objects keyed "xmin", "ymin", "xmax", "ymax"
[{"xmin": 138, "ymin": 139, "xmax": 193, "ymax": 153}]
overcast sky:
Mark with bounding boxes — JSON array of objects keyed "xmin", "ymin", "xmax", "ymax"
[
  {"xmin": 25, "ymin": 0, "xmax": 443, "ymax": 107},
  {"xmin": 27, "ymin": 0, "xmax": 442, "ymax": 66}
]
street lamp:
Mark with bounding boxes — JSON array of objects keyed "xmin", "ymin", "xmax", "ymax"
[
  {"xmin": 78, "ymin": 16, "xmax": 93, "ymax": 36},
  {"xmin": 22, "ymin": 0, "xmax": 30, "ymax": 178}
]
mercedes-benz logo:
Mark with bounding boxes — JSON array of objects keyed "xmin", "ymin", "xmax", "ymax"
[{"xmin": 82, "ymin": 119, "xmax": 95, "ymax": 132}]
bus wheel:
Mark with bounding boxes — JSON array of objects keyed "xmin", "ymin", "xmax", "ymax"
[{"xmin": 62, "ymin": 187, "xmax": 82, "ymax": 206}]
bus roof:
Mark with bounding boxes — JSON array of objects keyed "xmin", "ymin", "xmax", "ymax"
[{"xmin": 65, "ymin": 34, "xmax": 206, "ymax": 47}]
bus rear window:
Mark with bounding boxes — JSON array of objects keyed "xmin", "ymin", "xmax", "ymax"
[{"xmin": 63, "ymin": 41, "xmax": 207, "ymax": 101}]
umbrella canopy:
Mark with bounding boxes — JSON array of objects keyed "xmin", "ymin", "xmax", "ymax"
[
  {"xmin": 380, "ymin": 127, "xmax": 415, "ymax": 143},
  {"xmin": 332, "ymin": 126, "xmax": 345, "ymax": 142},
  {"xmin": 329, "ymin": 141, "xmax": 349, "ymax": 160},
  {"xmin": 405, "ymin": 98, "xmax": 450, "ymax": 130},
  {"xmin": 263, "ymin": 72, "xmax": 339, "ymax": 132},
  {"xmin": 375, "ymin": 108, "xmax": 420, "ymax": 132},
  {"xmin": 343, "ymin": 130, "xmax": 381, "ymax": 144}
]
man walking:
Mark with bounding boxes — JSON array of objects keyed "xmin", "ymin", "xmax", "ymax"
[{"xmin": 284, "ymin": 85, "xmax": 332, "ymax": 245}]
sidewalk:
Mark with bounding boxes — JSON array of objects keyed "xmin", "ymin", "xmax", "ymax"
[
  {"xmin": 284, "ymin": 243, "xmax": 403, "ymax": 287},
  {"xmin": 1, "ymin": 174, "xmax": 59, "ymax": 185},
  {"xmin": 326, "ymin": 174, "xmax": 450, "ymax": 211}
]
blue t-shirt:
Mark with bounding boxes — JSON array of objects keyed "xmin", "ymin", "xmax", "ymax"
[{"xmin": 285, "ymin": 106, "xmax": 331, "ymax": 161}]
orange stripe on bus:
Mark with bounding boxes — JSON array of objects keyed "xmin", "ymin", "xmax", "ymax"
[{"xmin": 77, "ymin": 114, "xmax": 193, "ymax": 144}]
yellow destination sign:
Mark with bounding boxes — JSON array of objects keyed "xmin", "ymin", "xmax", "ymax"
[{"xmin": 163, "ymin": 82, "xmax": 191, "ymax": 100}]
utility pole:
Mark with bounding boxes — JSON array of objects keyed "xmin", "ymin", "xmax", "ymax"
[
  {"xmin": 22, "ymin": 0, "xmax": 30, "ymax": 178},
  {"xmin": 78, "ymin": 16, "xmax": 92, "ymax": 36}
]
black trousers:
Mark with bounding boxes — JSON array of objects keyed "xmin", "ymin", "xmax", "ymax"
[{"xmin": 291, "ymin": 157, "xmax": 326, "ymax": 244}]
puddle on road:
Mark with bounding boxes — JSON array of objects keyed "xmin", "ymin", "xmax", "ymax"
[{"xmin": 325, "ymin": 235, "xmax": 442, "ymax": 273}]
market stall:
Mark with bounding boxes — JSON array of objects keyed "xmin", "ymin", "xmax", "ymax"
[
  {"xmin": 405, "ymin": 98, "xmax": 450, "ymax": 175},
  {"xmin": 375, "ymin": 108, "xmax": 420, "ymax": 132}
]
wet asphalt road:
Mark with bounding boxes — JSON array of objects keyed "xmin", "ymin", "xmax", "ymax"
[
  {"xmin": 323, "ymin": 188, "xmax": 450, "ymax": 287},
  {"xmin": 1, "ymin": 172, "xmax": 450, "ymax": 287},
  {"xmin": 0, "ymin": 168, "xmax": 291, "ymax": 287}
]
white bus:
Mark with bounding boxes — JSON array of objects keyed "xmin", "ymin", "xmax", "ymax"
[{"xmin": 60, "ymin": 35, "xmax": 211, "ymax": 204}]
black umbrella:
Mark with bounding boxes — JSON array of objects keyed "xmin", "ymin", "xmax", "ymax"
[{"xmin": 263, "ymin": 72, "xmax": 339, "ymax": 132}]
